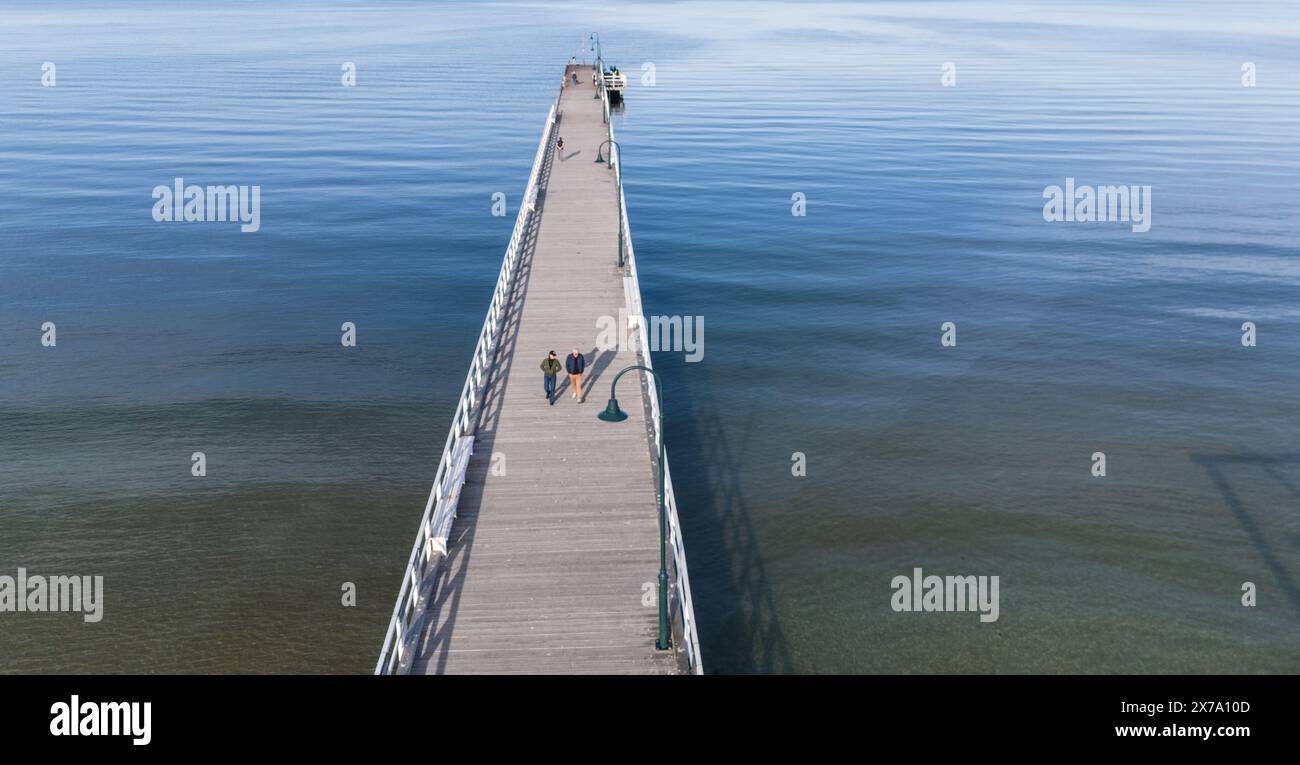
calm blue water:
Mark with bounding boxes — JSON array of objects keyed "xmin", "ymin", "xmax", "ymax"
[{"xmin": 1, "ymin": 1, "xmax": 1298, "ymax": 673}]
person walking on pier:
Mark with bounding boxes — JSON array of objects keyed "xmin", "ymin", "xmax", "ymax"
[
  {"xmin": 540, "ymin": 351, "xmax": 562, "ymax": 405},
  {"xmin": 566, "ymin": 348, "xmax": 587, "ymax": 403},
  {"xmin": 557, "ymin": 136, "xmax": 565, "ymax": 155}
]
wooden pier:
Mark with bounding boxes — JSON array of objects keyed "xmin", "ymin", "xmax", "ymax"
[{"xmin": 376, "ymin": 63, "xmax": 702, "ymax": 675}]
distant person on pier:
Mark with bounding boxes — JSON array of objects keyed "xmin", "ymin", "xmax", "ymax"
[
  {"xmin": 566, "ymin": 348, "xmax": 587, "ymax": 403},
  {"xmin": 556, "ymin": 136, "xmax": 564, "ymax": 156},
  {"xmin": 540, "ymin": 351, "xmax": 562, "ymax": 405}
]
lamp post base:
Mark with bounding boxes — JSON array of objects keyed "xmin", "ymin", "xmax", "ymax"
[{"xmin": 656, "ymin": 569, "xmax": 671, "ymax": 650}]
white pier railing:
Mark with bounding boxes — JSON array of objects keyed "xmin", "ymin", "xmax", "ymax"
[
  {"xmin": 607, "ymin": 95, "xmax": 705, "ymax": 676},
  {"xmin": 375, "ymin": 95, "xmax": 558, "ymax": 676}
]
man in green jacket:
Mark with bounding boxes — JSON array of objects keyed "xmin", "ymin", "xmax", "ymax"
[{"xmin": 540, "ymin": 350, "xmax": 563, "ymax": 406}]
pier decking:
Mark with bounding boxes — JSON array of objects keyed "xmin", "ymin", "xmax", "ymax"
[{"xmin": 376, "ymin": 64, "xmax": 701, "ymax": 675}]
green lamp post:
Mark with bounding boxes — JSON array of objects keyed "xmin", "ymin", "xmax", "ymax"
[
  {"xmin": 594, "ymin": 139, "xmax": 620, "ymax": 164},
  {"xmin": 594, "ymin": 139, "xmax": 624, "ymax": 268},
  {"xmin": 590, "ymin": 33, "xmax": 603, "ymax": 100},
  {"xmin": 597, "ymin": 365, "xmax": 671, "ymax": 651}
]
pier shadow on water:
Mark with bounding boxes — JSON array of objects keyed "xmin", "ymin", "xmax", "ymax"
[
  {"xmin": 671, "ymin": 366, "xmax": 794, "ymax": 674},
  {"xmin": 1191, "ymin": 452, "xmax": 1300, "ymax": 615}
]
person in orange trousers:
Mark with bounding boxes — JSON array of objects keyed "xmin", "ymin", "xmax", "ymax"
[{"xmin": 565, "ymin": 348, "xmax": 586, "ymax": 403}]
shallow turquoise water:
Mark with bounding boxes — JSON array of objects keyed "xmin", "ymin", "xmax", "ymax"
[{"xmin": 1, "ymin": 1, "xmax": 1298, "ymax": 673}]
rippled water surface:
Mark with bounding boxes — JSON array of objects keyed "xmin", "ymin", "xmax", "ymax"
[{"xmin": 1, "ymin": 1, "xmax": 1298, "ymax": 672}]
